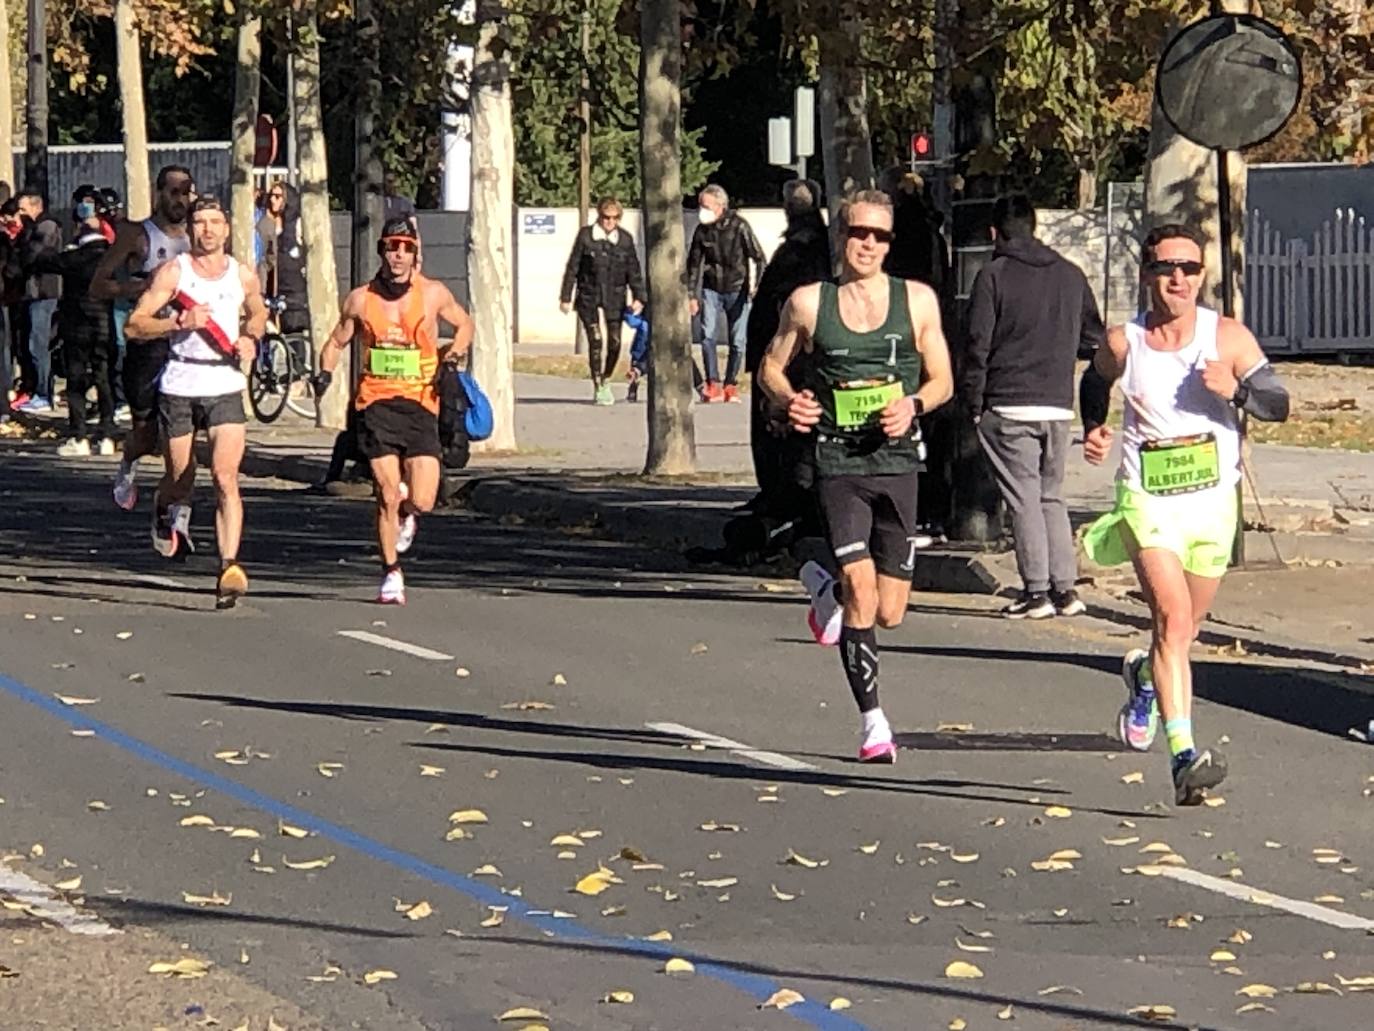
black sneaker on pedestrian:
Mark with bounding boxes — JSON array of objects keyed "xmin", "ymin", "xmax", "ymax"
[
  {"xmin": 1172, "ymin": 748, "xmax": 1227, "ymax": 806},
  {"xmin": 1051, "ymin": 588, "xmax": 1086, "ymax": 617},
  {"xmin": 1002, "ymin": 591, "xmax": 1054, "ymax": 620}
]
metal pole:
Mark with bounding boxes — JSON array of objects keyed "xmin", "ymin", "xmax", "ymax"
[
  {"xmin": 285, "ymin": 13, "xmax": 298, "ymax": 186},
  {"xmin": 24, "ymin": 0, "xmax": 48, "ymax": 202},
  {"xmin": 574, "ymin": 5, "xmax": 591, "ymax": 358},
  {"xmin": 1216, "ymin": 145, "xmax": 1247, "ymax": 567}
]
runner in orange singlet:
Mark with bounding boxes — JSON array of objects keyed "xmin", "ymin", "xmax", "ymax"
[{"xmin": 314, "ymin": 219, "xmax": 475, "ymax": 604}]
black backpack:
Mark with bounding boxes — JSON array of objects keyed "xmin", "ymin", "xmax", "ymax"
[{"xmin": 436, "ymin": 365, "xmax": 471, "ymax": 470}]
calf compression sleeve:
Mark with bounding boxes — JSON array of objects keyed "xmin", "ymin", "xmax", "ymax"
[
  {"xmin": 1234, "ymin": 361, "xmax": 1289, "ymax": 422},
  {"xmin": 840, "ymin": 625, "xmax": 880, "ymax": 714}
]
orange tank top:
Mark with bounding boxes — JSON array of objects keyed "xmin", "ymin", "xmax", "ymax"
[{"xmin": 355, "ymin": 277, "xmax": 440, "ymax": 414}]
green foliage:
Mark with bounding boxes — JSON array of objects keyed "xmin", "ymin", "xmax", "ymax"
[{"xmin": 507, "ymin": 0, "xmax": 718, "ymax": 207}]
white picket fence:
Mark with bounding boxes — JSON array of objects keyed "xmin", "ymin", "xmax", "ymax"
[{"xmin": 1246, "ymin": 207, "xmax": 1374, "ymax": 354}]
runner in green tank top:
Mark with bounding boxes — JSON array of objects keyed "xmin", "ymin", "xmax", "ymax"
[{"xmin": 758, "ymin": 190, "xmax": 953, "ymax": 763}]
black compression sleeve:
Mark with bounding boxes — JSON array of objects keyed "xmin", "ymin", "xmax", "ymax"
[
  {"xmin": 1234, "ymin": 363, "xmax": 1289, "ymax": 422},
  {"xmin": 1079, "ymin": 364, "xmax": 1111, "ymax": 431}
]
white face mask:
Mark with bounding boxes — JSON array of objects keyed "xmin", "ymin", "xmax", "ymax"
[{"xmin": 697, "ymin": 207, "xmax": 718, "ymax": 225}]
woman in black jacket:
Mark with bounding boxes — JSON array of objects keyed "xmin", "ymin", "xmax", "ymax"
[{"xmin": 559, "ymin": 197, "xmax": 646, "ymax": 405}]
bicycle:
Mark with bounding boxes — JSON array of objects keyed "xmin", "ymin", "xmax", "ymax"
[{"xmin": 249, "ymin": 296, "xmax": 317, "ymax": 423}]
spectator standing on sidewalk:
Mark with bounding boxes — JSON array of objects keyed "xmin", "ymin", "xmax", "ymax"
[
  {"xmin": 32, "ymin": 188, "xmax": 116, "ymax": 455},
  {"xmin": 0, "ymin": 198, "xmax": 23, "ymax": 422},
  {"xmin": 960, "ymin": 195, "xmax": 1104, "ymax": 619},
  {"xmin": 15, "ymin": 190, "xmax": 64, "ymax": 413},
  {"xmin": 688, "ymin": 184, "xmax": 766, "ymax": 403},
  {"xmin": 743, "ymin": 178, "xmax": 831, "ymax": 516},
  {"xmin": 559, "ymin": 197, "xmax": 646, "ymax": 406}
]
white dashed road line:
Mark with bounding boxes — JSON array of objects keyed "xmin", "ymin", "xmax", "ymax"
[
  {"xmin": 1158, "ymin": 866, "xmax": 1374, "ymax": 932},
  {"xmin": 336, "ymin": 629, "xmax": 455, "ymax": 662},
  {"xmin": 645, "ymin": 721, "xmax": 817, "ymax": 772},
  {"xmin": 0, "ymin": 866, "xmax": 121, "ymax": 937}
]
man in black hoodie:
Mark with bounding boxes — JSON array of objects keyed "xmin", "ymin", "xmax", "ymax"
[{"xmin": 960, "ymin": 194, "xmax": 1104, "ymax": 620}]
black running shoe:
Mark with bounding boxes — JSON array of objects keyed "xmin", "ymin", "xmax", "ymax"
[
  {"xmin": 1002, "ymin": 591, "xmax": 1054, "ymax": 620},
  {"xmin": 1052, "ymin": 589, "xmax": 1086, "ymax": 616},
  {"xmin": 1172, "ymin": 748, "xmax": 1227, "ymax": 806}
]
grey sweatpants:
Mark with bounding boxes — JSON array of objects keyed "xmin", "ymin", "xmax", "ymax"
[{"xmin": 976, "ymin": 412, "xmax": 1077, "ymax": 594}]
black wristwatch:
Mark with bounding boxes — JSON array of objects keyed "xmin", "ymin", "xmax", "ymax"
[
  {"xmin": 910, "ymin": 395, "xmax": 925, "ymax": 417},
  {"xmin": 1231, "ymin": 381, "xmax": 1250, "ymax": 409}
]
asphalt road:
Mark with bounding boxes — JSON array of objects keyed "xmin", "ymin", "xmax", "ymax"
[{"xmin": 1, "ymin": 439, "xmax": 1372, "ymax": 1031}]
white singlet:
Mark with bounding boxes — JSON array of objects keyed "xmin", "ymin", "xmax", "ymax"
[
  {"xmin": 1117, "ymin": 305, "xmax": 1240, "ymax": 495},
  {"xmin": 142, "ymin": 218, "xmax": 190, "ymax": 275},
  {"xmin": 159, "ymin": 254, "xmax": 248, "ymax": 399}
]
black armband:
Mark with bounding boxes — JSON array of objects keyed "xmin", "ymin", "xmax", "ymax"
[
  {"xmin": 1233, "ymin": 362, "xmax": 1289, "ymax": 422},
  {"xmin": 1079, "ymin": 364, "xmax": 1111, "ymax": 431}
]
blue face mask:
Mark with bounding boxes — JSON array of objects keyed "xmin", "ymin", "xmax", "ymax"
[{"xmin": 75, "ymin": 200, "xmax": 97, "ymax": 220}]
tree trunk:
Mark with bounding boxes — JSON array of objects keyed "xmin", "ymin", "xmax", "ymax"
[
  {"xmin": 817, "ymin": 20, "xmax": 874, "ymax": 228},
  {"xmin": 290, "ymin": 4, "xmax": 344, "ymax": 429},
  {"xmin": 352, "ymin": 0, "xmax": 383, "ymax": 286},
  {"xmin": 468, "ymin": 12, "xmax": 517, "ymax": 452},
  {"xmin": 113, "ymin": 0, "xmax": 149, "ymax": 220},
  {"xmin": 1076, "ymin": 167, "xmax": 1098, "ymax": 210},
  {"xmin": 639, "ymin": 0, "xmax": 696, "ymax": 475},
  {"xmin": 0, "ymin": 0, "xmax": 15, "ymax": 194},
  {"xmin": 24, "ymin": 0, "xmax": 47, "ymax": 200},
  {"xmin": 229, "ymin": 14, "xmax": 261, "ymax": 266},
  {"xmin": 1143, "ymin": 0, "xmax": 1250, "ymax": 318}
]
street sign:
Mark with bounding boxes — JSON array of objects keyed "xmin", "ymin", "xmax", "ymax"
[
  {"xmin": 522, "ymin": 212, "xmax": 556, "ymax": 235},
  {"xmin": 253, "ymin": 114, "xmax": 277, "ymax": 168}
]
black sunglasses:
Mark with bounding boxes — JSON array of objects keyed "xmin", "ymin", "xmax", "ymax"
[
  {"xmin": 1145, "ymin": 259, "xmax": 1204, "ymax": 277},
  {"xmin": 383, "ymin": 238, "xmax": 417, "ymax": 254},
  {"xmin": 847, "ymin": 225, "xmax": 893, "ymax": 244}
]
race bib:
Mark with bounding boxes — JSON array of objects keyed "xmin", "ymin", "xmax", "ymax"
[
  {"xmin": 1139, "ymin": 433, "xmax": 1221, "ymax": 496},
  {"xmin": 833, "ymin": 378, "xmax": 903, "ymax": 429},
  {"xmin": 369, "ymin": 347, "xmax": 421, "ymax": 380}
]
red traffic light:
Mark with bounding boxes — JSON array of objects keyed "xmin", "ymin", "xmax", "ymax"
[{"xmin": 911, "ymin": 132, "xmax": 932, "ymax": 158}]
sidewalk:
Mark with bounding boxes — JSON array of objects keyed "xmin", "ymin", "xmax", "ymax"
[{"xmin": 10, "ymin": 373, "xmax": 1374, "ymax": 668}]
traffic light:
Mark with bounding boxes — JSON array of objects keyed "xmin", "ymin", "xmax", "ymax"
[{"xmin": 910, "ymin": 131, "xmax": 933, "ymax": 160}]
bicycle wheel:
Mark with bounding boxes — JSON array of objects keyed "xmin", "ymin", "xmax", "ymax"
[
  {"xmin": 248, "ymin": 334, "xmax": 291, "ymax": 424},
  {"xmin": 283, "ymin": 335, "xmax": 319, "ymax": 421}
]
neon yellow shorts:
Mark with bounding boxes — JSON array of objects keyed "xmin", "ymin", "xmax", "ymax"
[{"xmin": 1082, "ymin": 482, "xmax": 1237, "ymax": 579}]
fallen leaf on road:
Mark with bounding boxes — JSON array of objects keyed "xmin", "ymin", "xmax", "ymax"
[
  {"xmin": 472, "ymin": 864, "xmax": 502, "ymax": 877},
  {"xmin": 480, "ymin": 909, "xmax": 505, "ymax": 928},
  {"xmin": 699, "ymin": 821, "xmax": 740, "ymax": 833},
  {"xmin": 857, "ymin": 842, "xmax": 880, "ymax": 855},
  {"xmin": 454, "ymin": 667, "xmax": 471, "ymax": 678},
  {"xmin": 54, "ymin": 876, "xmax": 82, "ymax": 891},
  {"xmin": 574, "ymin": 872, "xmax": 613, "ymax": 896},
  {"xmin": 445, "ymin": 827, "xmax": 471, "ymax": 841},
  {"xmin": 618, "ymin": 846, "xmax": 647, "ymax": 862},
  {"xmin": 403, "ymin": 900, "xmax": 432, "ymax": 920},
  {"xmin": 937, "ymin": 723, "xmax": 973, "ymax": 733},
  {"xmin": 1314, "ymin": 894, "xmax": 1345, "ymax": 904},
  {"xmin": 87, "ymin": 800, "xmax": 109, "ymax": 812},
  {"xmin": 54, "ymin": 694, "xmax": 99, "ymax": 706},
  {"xmin": 821, "ymin": 788, "xmax": 848, "ymax": 797},
  {"xmin": 696, "ymin": 877, "xmax": 737, "ymax": 888},
  {"xmin": 115, "ymin": 631, "xmax": 133, "ymax": 640},
  {"xmin": 497, "ymin": 1007, "xmax": 548, "ymax": 1022},
  {"xmin": 784, "ymin": 849, "xmax": 824, "ymax": 869},
  {"xmin": 449, "ymin": 809, "xmax": 489, "ymax": 824},
  {"xmin": 362, "ymin": 969, "xmax": 397, "ymax": 986},
  {"xmin": 365, "ymin": 669, "xmax": 392, "ymax": 677},
  {"xmin": 550, "ymin": 834, "xmax": 584, "ymax": 847},
  {"xmin": 1102, "ymin": 835, "xmax": 1140, "ymax": 847},
  {"xmin": 602, "ymin": 990, "xmax": 634, "ymax": 1004},
  {"xmin": 179, "ymin": 815, "xmax": 216, "ymax": 828},
  {"xmin": 419, "ymin": 765, "xmax": 445, "ymax": 777},
  {"xmin": 906, "ymin": 913, "xmax": 927, "ymax": 925},
  {"xmin": 1044, "ymin": 805, "xmax": 1072, "ymax": 819},
  {"xmin": 950, "ymin": 851, "xmax": 980, "ymax": 863},
  {"xmin": 1236, "ymin": 984, "xmax": 1277, "ymax": 998},
  {"xmin": 1049, "ymin": 849, "xmax": 1082, "ymax": 861},
  {"xmin": 829, "ymin": 997, "xmax": 852, "ymax": 1010},
  {"xmin": 1032, "ymin": 859, "xmax": 1074, "ymax": 872},
  {"xmin": 1229, "ymin": 929, "xmax": 1254, "ymax": 944},
  {"xmin": 1166, "ymin": 914, "xmax": 1196, "ymax": 929},
  {"xmin": 760, "ymin": 989, "xmax": 804, "ymax": 1010},
  {"xmin": 771, "ymin": 884, "xmax": 798, "ymax": 902},
  {"xmin": 663, "ymin": 958, "xmax": 694, "ymax": 975},
  {"xmin": 1053, "ymin": 908, "xmax": 1069, "ymax": 917},
  {"xmin": 1203, "ymin": 796, "xmax": 1226, "ymax": 808},
  {"xmin": 501, "ymin": 701, "xmax": 555, "ymax": 711},
  {"xmin": 229, "ymin": 828, "xmax": 261, "ymax": 840},
  {"xmin": 149, "ymin": 958, "xmax": 212, "ymax": 978},
  {"xmin": 278, "ymin": 821, "xmax": 309, "ymax": 839},
  {"xmin": 1236, "ymin": 1002, "xmax": 1277, "ymax": 1014},
  {"xmin": 600, "ymin": 905, "xmax": 626, "ymax": 917},
  {"xmin": 690, "ymin": 643, "xmax": 709, "ymax": 655},
  {"xmin": 949, "ymin": 1020, "xmax": 967, "ymax": 1031},
  {"xmin": 70, "ymin": 729, "xmax": 95, "ymax": 738},
  {"xmin": 1127, "ymin": 1004, "xmax": 1177, "ymax": 1021},
  {"xmin": 1121, "ymin": 771, "xmax": 1145, "ymax": 784},
  {"xmin": 1294, "ymin": 981, "xmax": 1341, "ymax": 995},
  {"xmin": 282, "ymin": 856, "xmax": 335, "ymax": 871},
  {"xmin": 316, "ymin": 762, "xmax": 344, "ymax": 778},
  {"xmin": 643, "ymin": 930, "xmax": 672, "ymax": 942},
  {"xmin": 1335, "ymin": 974, "xmax": 1374, "ymax": 989},
  {"xmin": 1037, "ymin": 985, "xmax": 1083, "ymax": 996},
  {"xmin": 998, "ymin": 1003, "xmax": 1014, "ymax": 1019},
  {"xmin": 183, "ymin": 890, "xmax": 231, "ymax": 907},
  {"xmin": 127, "ymin": 672, "xmax": 145, "ymax": 682},
  {"xmin": 1211, "ymin": 949, "xmax": 1237, "ymax": 962},
  {"xmin": 956, "ymin": 939, "xmax": 992, "ymax": 954},
  {"xmin": 1139, "ymin": 842, "xmax": 1173, "ymax": 854},
  {"xmin": 944, "ymin": 961, "xmax": 983, "ymax": 979}
]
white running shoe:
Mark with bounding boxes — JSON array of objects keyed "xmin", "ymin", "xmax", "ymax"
[
  {"xmin": 113, "ymin": 460, "xmax": 138, "ymax": 511},
  {"xmin": 151, "ymin": 507, "xmax": 177, "ymax": 557},
  {"xmin": 58, "ymin": 438, "xmax": 92, "ymax": 457},
  {"xmin": 397, "ymin": 482, "xmax": 417, "ymax": 555},
  {"xmin": 378, "ymin": 568, "xmax": 406, "ymax": 605},
  {"xmin": 800, "ymin": 560, "xmax": 843, "ymax": 646},
  {"xmin": 170, "ymin": 503, "xmax": 195, "ymax": 555},
  {"xmin": 858, "ymin": 710, "xmax": 897, "ymax": 764}
]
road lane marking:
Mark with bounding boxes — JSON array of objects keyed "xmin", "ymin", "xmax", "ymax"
[
  {"xmin": 1157, "ymin": 866, "xmax": 1374, "ymax": 932},
  {"xmin": 336, "ymin": 629, "xmax": 454, "ymax": 661},
  {"xmin": 646, "ymin": 721, "xmax": 817, "ymax": 772},
  {"xmin": 0, "ymin": 866, "xmax": 121, "ymax": 937},
  {"xmin": 0, "ymin": 671, "xmax": 865, "ymax": 1031}
]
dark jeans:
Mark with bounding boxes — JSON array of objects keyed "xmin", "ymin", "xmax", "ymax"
[
  {"xmin": 0, "ymin": 304, "xmax": 13, "ymax": 413},
  {"xmin": 27, "ymin": 298, "xmax": 58, "ymax": 400},
  {"xmin": 64, "ymin": 326, "xmax": 117, "ymax": 440},
  {"xmin": 578, "ymin": 306, "xmax": 623, "ymax": 385},
  {"xmin": 699, "ymin": 288, "xmax": 749, "ymax": 385}
]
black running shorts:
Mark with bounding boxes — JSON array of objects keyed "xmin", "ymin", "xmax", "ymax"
[
  {"xmin": 122, "ymin": 338, "xmax": 170, "ymax": 423},
  {"xmin": 159, "ymin": 391, "xmax": 246, "ymax": 439},
  {"xmin": 817, "ymin": 471, "xmax": 920, "ymax": 580},
  {"xmin": 357, "ymin": 397, "xmax": 442, "ymax": 461}
]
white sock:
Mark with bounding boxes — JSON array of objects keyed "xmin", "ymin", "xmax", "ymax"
[{"xmin": 861, "ymin": 708, "xmax": 890, "ymax": 741}]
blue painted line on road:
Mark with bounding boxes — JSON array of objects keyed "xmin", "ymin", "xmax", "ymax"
[{"xmin": 0, "ymin": 671, "xmax": 870, "ymax": 1030}]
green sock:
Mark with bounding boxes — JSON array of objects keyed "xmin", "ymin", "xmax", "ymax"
[
  {"xmin": 1139, "ymin": 657, "xmax": 1154, "ymax": 690},
  {"xmin": 1164, "ymin": 718, "xmax": 1194, "ymax": 758}
]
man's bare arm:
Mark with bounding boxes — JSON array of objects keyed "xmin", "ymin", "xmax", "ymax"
[
  {"xmin": 317, "ymin": 288, "xmax": 364, "ymax": 375},
  {"xmin": 1206, "ymin": 318, "xmax": 1289, "ymax": 421},
  {"xmin": 125, "ymin": 261, "xmax": 182, "ymax": 339},
  {"xmin": 436, "ymin": 285, "xmax": 475, "ymax": 363},
  {"xmin": 89, "ymin": 222, "xmax": 147, "ymax": 302},
  {"xmin": 239, "ymin": 265, "xmax": 269, "ymax": 343}
]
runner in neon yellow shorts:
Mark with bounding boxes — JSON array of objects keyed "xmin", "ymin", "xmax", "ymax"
[{"xmin": 1079, "ymin": 222, "xmax": 1289, "ymax": 806}]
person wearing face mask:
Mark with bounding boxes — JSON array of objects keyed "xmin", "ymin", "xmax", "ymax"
[
  {"xmin": 29, "ymin": 187, "xmax": 117, "ymax": 455},
  {"xmin": 687, "ymin": 184, "xmax": 767, "ymax": 403}
]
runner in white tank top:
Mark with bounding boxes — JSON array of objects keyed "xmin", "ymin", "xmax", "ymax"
[
  {"xmin": 1078, "ymin": 223, "xmax": 1290, "ymax": 807},
  {"xmin": 125, "ymin": 195, "xmax": 268, "ymax": 610}
]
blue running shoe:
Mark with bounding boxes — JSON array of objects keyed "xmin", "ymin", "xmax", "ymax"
[{"xmin": 1117, "ymin": 648, "xmax": 1159, "ymax": 751}]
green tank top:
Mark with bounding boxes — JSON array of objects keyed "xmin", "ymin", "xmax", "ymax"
[{"xmin": 808, "ymin": 276, "xmax": 923, "ymax": 477}]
